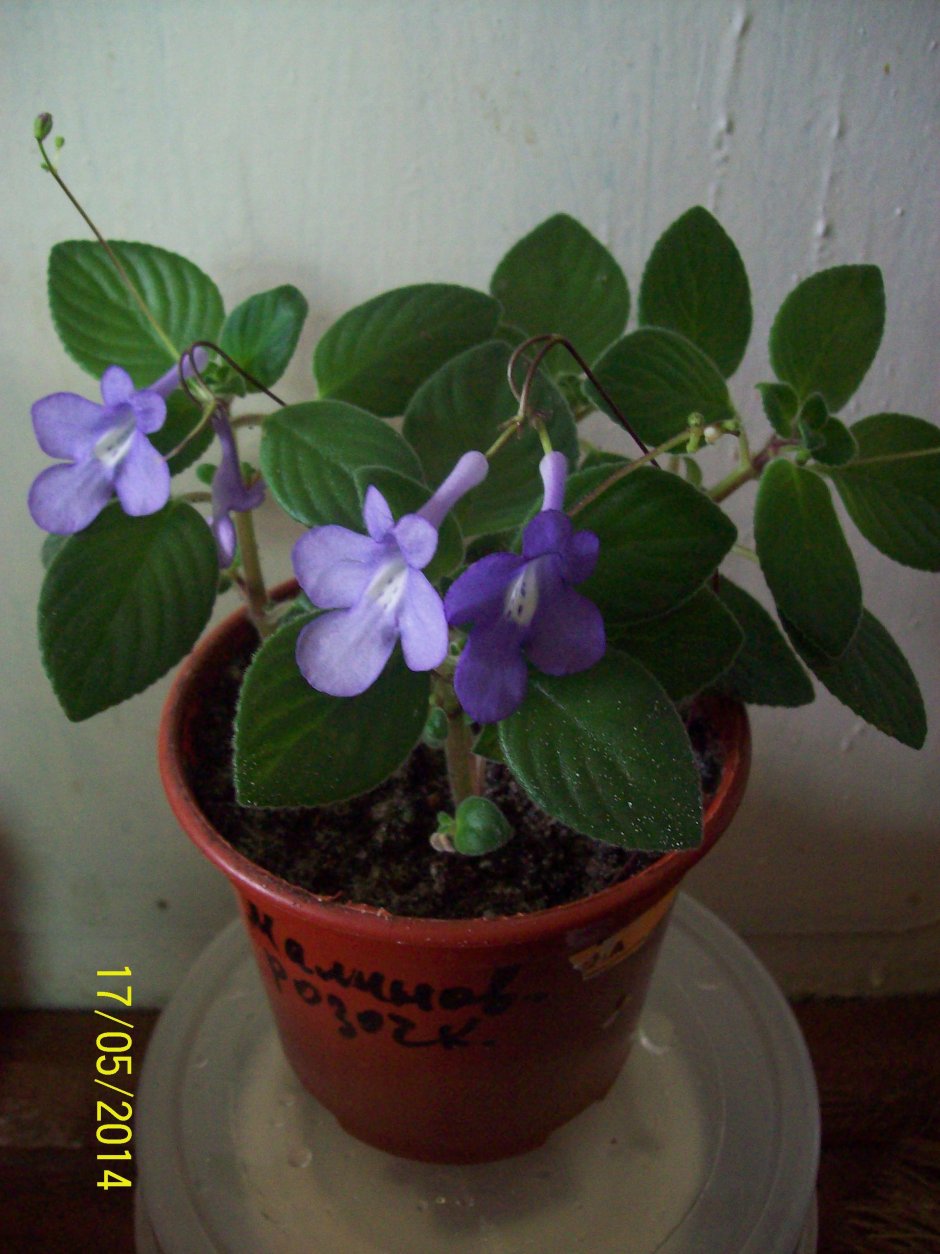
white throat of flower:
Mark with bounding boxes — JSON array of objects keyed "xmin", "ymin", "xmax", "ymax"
[
  {"xmin": 94, "ymin": 417, "xmax": 136, "ymax": 469},
  {"xmin": 366, "ymin": 557, "xmax": 409, "ymax": 616},
  {"xmin": 504, "ymin": 559, "xmax": 541, "ymax": 628}
]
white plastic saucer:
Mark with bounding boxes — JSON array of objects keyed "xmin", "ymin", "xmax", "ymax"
[{"xmin": 135, "ymin": 894, "xmax": 819, "ymax": 1254}]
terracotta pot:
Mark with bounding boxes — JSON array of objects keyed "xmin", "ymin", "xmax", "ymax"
[{"xmin": 159, "ymin": 595, "xmax": 750, "ymax": 1164}]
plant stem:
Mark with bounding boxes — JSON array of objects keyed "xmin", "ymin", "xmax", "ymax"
[
  {"xmin": 568, "ymin": 428, "xmax": 694, "ymax": 517},
  {"xmin": 37, "ymin": 135, "xmax": 180, "ymax": 364},
  {"xmin": 444, "ymin": 713, "xmax": 482, "ymax": 806},
  {"xmin": 233, "ymin": 509, "xmax": 275, "ymax": 638}
]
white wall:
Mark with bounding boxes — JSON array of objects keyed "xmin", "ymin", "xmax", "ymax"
[{"xmin": 2, "ymin": 0, "xmax": 938, "ymax": 1005}]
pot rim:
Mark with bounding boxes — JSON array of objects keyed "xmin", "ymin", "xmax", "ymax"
[{"xmin": 159, "ymin": 588, "xmax": 751, "ymax": 948}]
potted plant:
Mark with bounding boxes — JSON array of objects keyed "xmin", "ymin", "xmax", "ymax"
[{"xmin": 29, "ymin": 114, "xmax": 936, "ymax": 1164}]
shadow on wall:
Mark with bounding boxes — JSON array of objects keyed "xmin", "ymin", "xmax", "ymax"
[{"xmin": 0, "ymin": 808, "xmax": 27, "ymax": 1005}]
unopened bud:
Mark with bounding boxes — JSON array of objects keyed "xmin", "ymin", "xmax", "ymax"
[
  {"xmin": 703, "ymin": 424, "xmax": 722, "ymax": 444},
  {"xmin": 34, "ymin": 113, "xmax": 53, "ymax": 142}
]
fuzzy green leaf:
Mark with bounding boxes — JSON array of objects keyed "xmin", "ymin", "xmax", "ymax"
[
  {"xmin": 784, "ymin": 610, "xmax": 926, "ymax": 748},
  {"xmin": 498, "ymin": 648, "xmax": 703, "ymax": 851},
  {"xmin": 220, "ymin": 285, "xmax": 308, "ymax": 388},
  {"xmin": 260, "ymin": 400, "xmax": 424, "ymax": 528},
  {"xmin": 588, "ymin": 328, "xmax": 734, "ymax": 446},
  {"xmin": 831, "ymin": 414, "xmax": 940, "ymax": 571},
  {"xmin": 38, "ymin": 502, "xmax": 218, "ymax": 721},
  {"xmin": 757, "ymin": 381, "xmax": 799, "ymax": 437},
  {"xmin": 48, "ymin": 240, "xmax": 224, "ymax": 385},
  {"xmin": 638, "ymin": 206, "xmax": 751, "ymax": 377},
  {"xmin": 313, "ymin": 284, "xmax": 501, "ymax": 416},
  {"xmin": 570, "ymin": 466, "xmax": 737, "ymax": 623},
  {"xmin": 610, "ymin": 586, "xmax": 743, "ymax": 701},
  {"xmin": 489, "ymin": 214, "xmax": 630, "ymax": 372},
  {"xmin": 769, "ymin": 265, "xmax": 885, "ymax": 411},
  {"xmin": 755, "ymin": 459, "xmax": 861, "ymax": 658},
  {"xmin": 234, "ymin": 614, "xmax": 429, "ymax": 806},
  {"xmin": 712, "ymin": 579, "xmax": 814, "ymax": 707}
]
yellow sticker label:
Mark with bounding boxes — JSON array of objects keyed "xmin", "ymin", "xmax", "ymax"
[{"xmin": 570, "ymin": 890, "xmax": 678, "ymax": 980}]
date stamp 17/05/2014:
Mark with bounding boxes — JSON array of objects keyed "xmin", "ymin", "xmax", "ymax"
[{"xmin": 94, "ymin": 968, "xmax": 135, "ymax": 1191}]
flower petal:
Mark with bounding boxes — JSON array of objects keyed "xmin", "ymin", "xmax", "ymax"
[
  {"xmin": 28, "ymin": 459, "xmax": 114, "ymax": 534},
  {"xmin": 560, "ymin": 528, "xmax": 600, "ymax": 584},
  {"xmin": 293, "ymin": 526, "xmax": 383, "ymax": 608},
  {"xmin": 418, "ymin": 450, "xmax": 489, "ymax": 528},
  {"xmin": 212, "ymin": 512, "xmax": 237, "ymax": 567},
  {"xmin": 539, "ymin": 451, "xmax": 568, "ymax": 512},
  {"xmin": 295, "ymin": 600, "xmax": 397, "ymax": 697},
  {"xmin": 454, "ymin": 616, "xmax": 529, "ymax": 723},
  {"xmin": 363, "ymin": 485, "xmax": 394, "ymax": 541},
  {"xmin": 397, "ymin": 570, "xmax": 448, "ymax": 672},
  {"xmin": 526, "ymin": 585, "xmax": 606, "ymax": 676},
  {"xmin": 112, "ymin": 432, "xmax": 171, "ymax": 516},
  {"xmin": 129, "ymin": 389, "xmax": 167, "ymax": 435},
  {"xmin": 392, "ymin": 513, "xmax": 438, "ymax": 570},
  {"xmin": 100, "ymin": 366, "xmax": 136, "ymax": 407},
  {"xmin": 148, "ymin": 346, "xmax": 209, "ymax": 399},
  {"xmin": 31, "ymin": 393, "xmax": 110, "ymax": 459},
  {"xmin": 444, "ymin": 552, "xmax": 524, "ymax": 627},
  {"xmin": 522, "ymin": 509, "xmax": 571, "ymax": 560}
]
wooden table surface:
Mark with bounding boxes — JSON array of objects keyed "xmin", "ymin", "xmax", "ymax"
[{"xmin": 2, "ymin": 998, "xmax": 938, "ymax": 1252}]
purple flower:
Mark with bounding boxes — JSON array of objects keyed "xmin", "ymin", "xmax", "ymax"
[
  {"xmin": 27, "ymin": 353, "xmax": 205, "ymax": 536},
  {"xmin": 210, "ymin": 412, "xmax": 265, "ymax": 567},
  {"xmin": 292, "ymin": 451, "xmax": 489, "ymax": 698},
  {"xmin": 444, "ymin": 451, "xmax": 605, "ymax": 723}
]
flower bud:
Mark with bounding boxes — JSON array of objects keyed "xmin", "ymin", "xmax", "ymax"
[{"xmin": 34, "ymin": 113, "xmax": 53, "ymax": 142}]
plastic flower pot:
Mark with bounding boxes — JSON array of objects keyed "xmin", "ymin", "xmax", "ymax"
[{"xmin": 159, "ymin": 596, "xmax": 751, "ymax": 1165}]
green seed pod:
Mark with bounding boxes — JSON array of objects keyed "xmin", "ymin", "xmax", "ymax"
[
  {"xmin": 421, "ymin": 706, "xmax": 449, "ymax": 748},
  {"xmin": 452, "ymin": 796, "xmax": 513, "ymax": 857}
]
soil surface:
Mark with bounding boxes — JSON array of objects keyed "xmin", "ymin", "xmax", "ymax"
[{"xmin": 187, "ymin": 643, "xmax": 725, "ymax": 920}]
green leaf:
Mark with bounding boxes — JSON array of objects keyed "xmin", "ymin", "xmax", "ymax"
[
  {"xmin": 234, "ymin": 614, "xmax": 429, "ymax": 806},
  {"xmin": 756, "ymin": 381, "xmax": 799, "ymax": 437},
  {"xmin": 149, "ymin": 389, "xmax": 213, "ymax": 475},
  {"xmin": 570, "ymin": 466, "xmax": 737, "ymax": 622},
  {"xmin": 754, "ymin": 459, "xmax": 861, "ymax": 658},
  {"xmin": 638, "ymin": 206, "xmax": 752, "ymax": 377},
  {"xmin": 260, "ymin": 400, "xmax": 424, "ymax": 528},
  {"xmin": 220, "ymin": 285, "xmax": 308, "ymax": 389},
  {"xmin": 588, "ymin": 328, "xmax": 734, "ymax": 446},
  {"xmin": 402, "ymin": 340, "xmax": 578, "ymax": 536},
  {"xmin": 769, "ymin": 265, "xmax": 885, "ymax": 411},
  {"xmin": 489, "ymin": 214, "xmax": 630, "ymax": 372},
  {"xmin": 352, "ymin": 464, "xmax": 463, "ymax": 582},
  {"xmin": 313, "ymin": 284, "xmax": 501, "ymax": 416},
  {"xmin": 38, "ymin": 501, "xmax": 218, "ymax": 721},
  {"xmin": 784, "ymin": 610, "xmax": 926, "ymax": 748},
  {"xmin": 712, "ymin": 578, "xmax": 814, "ymax": 707},
  {"xmin": 810, "ymin": 416, "xmax": 857, "ymax": 468},
  {"xmin": 472, "ymin": 722, "xmax": 505, "ymax": 763},
  {"xmin": 610, "ymin": 586, "xmax": 743, "ymax": 701},
  {"xmin": 830, "ymin": 414, "xmax": 940, "ymax": 571},
  {"xmin": 498, "ymin": 648, "xmax": 703, "ymax": 851},
  {"xmin": 48, "ymin": 240, "xmax": 224, "ymax": 385}
]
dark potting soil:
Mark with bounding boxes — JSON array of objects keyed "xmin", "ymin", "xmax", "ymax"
[{"xmin": 188, "ymin": 641, "xmax": 726, "ymax": 920}]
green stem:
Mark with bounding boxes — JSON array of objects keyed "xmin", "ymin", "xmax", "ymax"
[
  {"xmin": 444, "ymin": 713, "xmax": 481, "ymax": 806},
  {"xmin": 732, "ymin": 542, "xmax": 759, "ymax": 564},
  {"xmin": 568, "ymin": 428, "xmax": 694, "ymax": 517},
  {"xmin": 37, "ymin": 135, "xmax": 180, "ymax": 364},
  {"xmin": 484, "ymin": 417, "xmax": 524, "ymax": 460},
  {"xmin": 233, "ymin": 509, "xmax": 275, "ymax": 638}
]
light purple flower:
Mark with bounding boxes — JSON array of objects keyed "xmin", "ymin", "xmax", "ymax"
[
  {"xmin": 444, "ymin": 452, "xmax": 605, "ymax": 724},
  {"xmin": 27, "ymin": 352, "xmax": 206, "ymax": 536},
  {"xmin": 210, "ymin": 412, "xmax": 265, "ymax": 567},
  {"xmin": 293, "ymin": 451, "xmax": 489, "ymax": 698}
]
